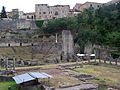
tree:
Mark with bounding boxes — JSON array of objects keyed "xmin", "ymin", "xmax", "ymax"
[
  {"xmin": 106, "ymin": 32, "xmax": 120, "ymax": 48},
  {"xmin": 42, "ymin": 17, "xmax": 77, "ymax": 34},
  {"xmin": 1, "ymin": 6, "xmax": 7, "ymax": 18}
]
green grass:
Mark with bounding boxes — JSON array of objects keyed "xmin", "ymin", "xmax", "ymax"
[
  {"xmin": 73, "ymin": 64, "xmax": 120, "ymax": 88},
  {"xmin": 0, "ymin": 81, "xmax": 18, "ymax": 90}
]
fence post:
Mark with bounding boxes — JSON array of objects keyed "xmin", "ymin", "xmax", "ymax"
[
  {"xmin": 13, "ymin": 57, "xmax": 15, "ymax": 70},
  {"xmin": 6, "ymin": 58, "xmax": 8, "ymax": 70},
  {"xmin": 109, "ymin": 58, "xmax": 112, "ymax": 65},
  {"xmin": 115, "ymin": 58, "xmax": 117, "ymax": 65}
]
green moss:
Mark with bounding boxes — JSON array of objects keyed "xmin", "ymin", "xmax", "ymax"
[{"xmin": 0, "ymin": 81, "xmax": 18, "ymax": 90}]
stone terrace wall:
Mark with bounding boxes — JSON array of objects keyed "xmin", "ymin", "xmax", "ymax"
[
  {"xmin": 0, "ymin": 20, "xmax": 17, "ymax": 31},
  {"xmin": 0, "ymin": 19, "xmax": 38, "ymax": 31}
]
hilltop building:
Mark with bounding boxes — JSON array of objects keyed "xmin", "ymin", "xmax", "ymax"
[
  {"xmin": 25, "ymin": 12, "xmax": 35, "ymax": 20},
  {"xmin": 104, "ymin": 0, "xmax": 120, "ymax": 5},
  {"xmin": 4, "ymin": 0, "xmax": 120, "ymax": 21},
  {"xmin": 18, "ymin": 11, "xmax": 26, "ymax": 19},
  {"xmin": 73, "ymin": 0, "xmax": 120, "ymax": 12},
  {"xmin": 6, "ymin": 9, "xmax": 35, "ymax": 20},
  {"xmin": 35, "ymin": 4, "xmax": 70, "ymax": 20},
  {"xmin": 73, "ymin": 2, "xmax": 102, "ymax": 12}
]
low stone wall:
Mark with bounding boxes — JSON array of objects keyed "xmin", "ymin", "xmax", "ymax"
[
  {"xmin": 0, "ymin": 76, "xmax": 13, "ymax": 82},
  {"xmin": 17, "ymin": 85, "xmax": 55, "ymax": 90}
]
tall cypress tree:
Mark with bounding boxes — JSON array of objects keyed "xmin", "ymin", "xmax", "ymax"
[{"xmin": 1, "ymin": 6, "xmax": 7, "ymax": 18}]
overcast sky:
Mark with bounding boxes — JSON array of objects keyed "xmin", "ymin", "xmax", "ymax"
[{"xmin": 0, "ymin": 0, "xmax": 111, "ymax": 13}]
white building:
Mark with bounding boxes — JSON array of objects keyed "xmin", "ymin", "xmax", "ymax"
[
  {"xmin": 25, "ymin": 12, "xmax": 35, "ymax": 20},
  {"xmin": 105, "ymin": 0, "xmax": 119, "ymax": 5},
  {"xmin": 35, "ymin": 4, "xmax": 70, "ymax": 20},
  {"xmin": 19, "ymin": 11, "xmax": 26, "ymax": 19}
]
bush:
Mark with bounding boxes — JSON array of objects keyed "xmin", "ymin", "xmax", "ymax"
[{"xmin": 35, "ymin": 20, "xmax": 44, "ymax": 28}]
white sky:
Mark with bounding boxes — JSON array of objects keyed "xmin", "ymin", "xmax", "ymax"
[{"xmin": 0, "ymin": 0, "xmax": 111, "ymax": 13}]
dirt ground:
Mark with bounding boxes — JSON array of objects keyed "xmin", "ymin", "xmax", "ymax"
[
  {"xmin": 14, "ymin": 62, "xmax": 120, "ymax": 89},
  {"xmin": 15, "ymin": 65, "xmax": 82, "ymax": 88}
]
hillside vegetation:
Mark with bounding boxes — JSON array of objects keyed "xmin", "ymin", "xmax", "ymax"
[{"xmin": 41, "ymin": 2, "xmax": 120, "ymax": 57}]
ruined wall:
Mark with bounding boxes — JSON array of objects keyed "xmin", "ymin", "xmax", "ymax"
[
  {"xmin": 0, "ymin": 30, "xmax": 76, "ymax": 63},
  {"xmin": 62, "ymin": 30, "xmax": 74, "ymax": 60},
  {"xmin": 0, "ymin": 19, "xmax": 38, "ymax": 31},
  {"xmin": 17, "ymin": 20, "xmax": 38, "ymax": 30},
  {"xmin": 0, "ymin": 20, "xmax": 17, "ymax": 31},
  {"xmin": 84, "ymin": 41, "xmax": 93, "ymax": 54}
]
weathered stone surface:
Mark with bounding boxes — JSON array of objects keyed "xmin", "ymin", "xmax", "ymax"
[{"xmin": 62, "ymin": 30, "xmax": 74, "ymax": 60}]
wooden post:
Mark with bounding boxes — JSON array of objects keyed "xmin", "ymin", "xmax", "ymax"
[
  {"xmin": 6, "ymin": 58, "xmax": 8, "ymax": 70},
  {"xmin": 104, "ymin": 59, "xmax": 106, "ymax": 64},
  {"xmin": 55, "ymin": 33, "xmax": 58, "ymax": 43},
  {"xmin": 115, "ymin": 58, "xmax": 117, "ymax": 65},
  {"xmin": 95, "ymin": 55, "xmax": 96, "ymax": 63},
  {"xmin": 94, "ymin": 49, "xmax": 96, "ymax": 63},
  {"xmin": 99, "ymin": 49, "xmax": 101, "ymax": 63},
  {"xmin": 88, "ymin": 54, "xmax": 90, "ymax": 63},
  {"xmin": 0, "ymin": 58, "xmax": 1, "ymax": 67},
  {"xmin": 13, "ymin": 57, "xmax": 15, "ymax": 70},
  {"xmin": 109, "ymin": 58, "xmax": 112, "ymax": 65},
  {"xmin": 31, "ymin": 43, "xmax": 34, "ymax": 60}
]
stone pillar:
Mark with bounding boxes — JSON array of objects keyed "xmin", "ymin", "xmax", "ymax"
[
  {"xmin": 84, "ymin": 41, "xmax": 93, "ymax": 63},
  {"xmin": 62, "ymin": 30, "xmax": 74, "ymax": 61}
]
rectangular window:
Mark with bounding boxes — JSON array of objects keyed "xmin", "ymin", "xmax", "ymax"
[{"xmin": 43, "ymin": 12, "xmax": 46, "ymax": 14}]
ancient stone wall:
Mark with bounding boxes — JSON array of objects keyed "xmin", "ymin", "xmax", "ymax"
[
  {"xmin": 0, "ymin": 20, "xmax": 17, "ymax": 31},
  {"xmin": 0, "ymin": 19, "xmax": 38, "ymax": 31},
  {"xmin": 62, "ymin": 30, "xmax": 74, "ymax": 60}
]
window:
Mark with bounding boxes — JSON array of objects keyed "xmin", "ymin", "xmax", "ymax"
[
  {"xmin": 31, "ymin": 16, "xmax": 34, "ymax": 19},
  {"xmin": 97, "ymin": 5, "xmax": 100, "ymax": 7},
  {"xmin": 53, "ymin": 17, "xmax": 56, "ymax": 19},
  {"xmin": 43, "ymin": 12, "xmax": 46, "ymax": 14},
  {"xmin": 90, "ymin": 4, "xmax": 92, "ymax": 7},
  {"xmin": 55, "ymin": 11, "xmax": 58, "ymax": 15},
  {"xmin": 27, "ymin": 16, "xmax": 29, "ymax": 19},
  {"xmin": 39, "ymin": 12, "xmax": 41, "ymax": 14}
]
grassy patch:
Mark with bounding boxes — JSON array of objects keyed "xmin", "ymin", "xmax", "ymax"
[
  {"xmin": 48, "ymin": 75, "xmax": 82, "ymax": 88},
  {"xmin": 0, "ymin": 81, "xmax": 18, "ymax": 90},
  {"xmin": 73, "ymin": 65, "xmax": 120, "ymax": 88}
]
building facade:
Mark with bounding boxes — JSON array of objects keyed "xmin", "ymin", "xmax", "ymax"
[
  {"xmin": 19, "ymin": 11, "xmax": 26, "ymax": 19},
  {"xmin": 105, "ymin": 0, "xmax": 119, "ymax": 5},
  {"xmin": 35, "ymin": 4, "xmax": 70, "ymax": 20},
  {"xmin": 73, "ymin": 2, "xmax": 102, "ymax": 12},
  {"xmin": 25, "ymin": 12, "xmax": 35, "ymax": 20}
]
